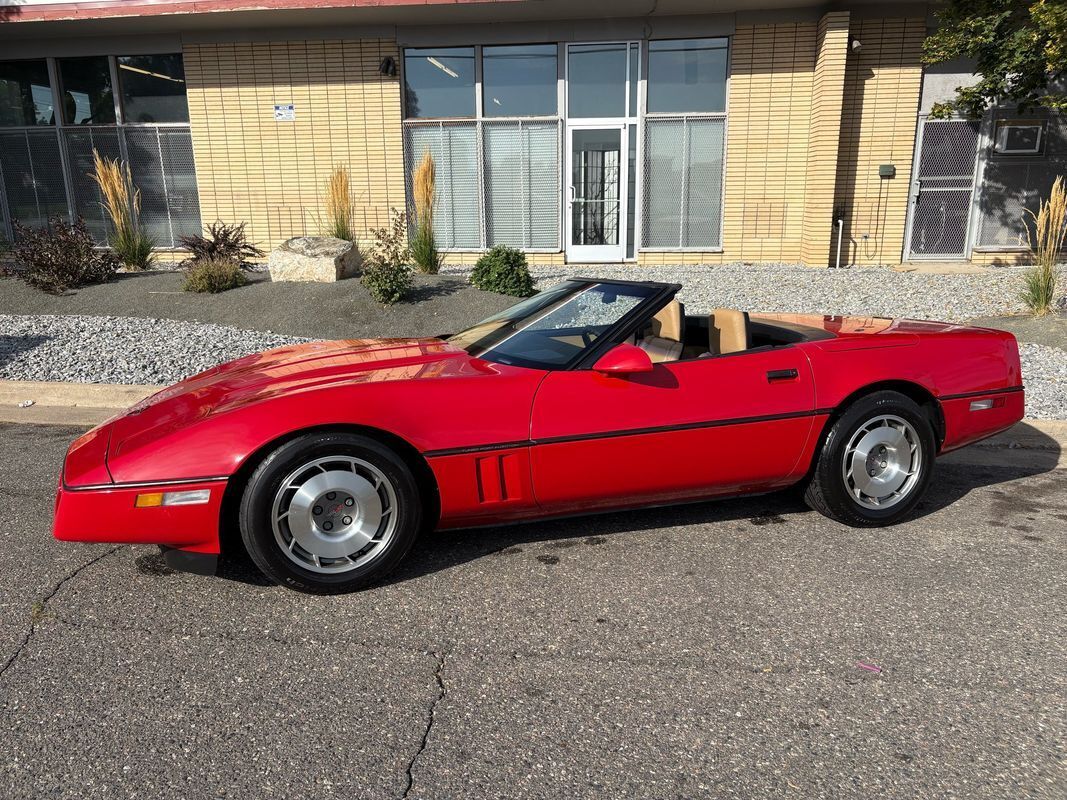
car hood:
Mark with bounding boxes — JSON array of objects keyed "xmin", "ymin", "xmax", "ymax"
[
  {"xmin": 128, "ymin": 337, "xmax": 476, "ymax": 415},
  {"xmin": 106, "ymin": 338, "xmax": 479, "ymax": 452}
]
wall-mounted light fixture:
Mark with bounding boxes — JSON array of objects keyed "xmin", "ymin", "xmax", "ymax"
[
  {"xmin": 849, "ymin": 37, "xmax": 863, "ymax": 54},
  {"xmin": 379, "ymin": 56, "xmax": 397, "ymax": 77}
]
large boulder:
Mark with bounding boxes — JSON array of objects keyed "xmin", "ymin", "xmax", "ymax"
[{"xmin": 268, "ymin": 236, "xmax": 360, "ymax": 282}]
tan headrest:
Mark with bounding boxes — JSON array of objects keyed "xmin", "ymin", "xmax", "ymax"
[
  {"xmin": 651, "ymin": 301, "xmax": 683, "ymax": 342},
  {"xmin": 710, "ymin": 308, "xmax": 748, "ymax": 354}
]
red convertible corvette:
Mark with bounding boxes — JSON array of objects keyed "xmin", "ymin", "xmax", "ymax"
[{"xmin": 54, "ymin": 278, "xmax": 1024, "ymax": 593}]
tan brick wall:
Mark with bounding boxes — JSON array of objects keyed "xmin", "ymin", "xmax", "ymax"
[
  {"xmin": 183, "ymin": 39, "xmax": 405, "ymax": 256},
  {"xmin": 800, "ymin": 12, "xmax": 850, "ymax": 266},
  {"xmin": 832, "ymin": 18, "xmax": 925, "ymax": 266}
]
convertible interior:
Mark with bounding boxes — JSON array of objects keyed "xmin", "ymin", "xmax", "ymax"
[{"xmin": 634, "ymin": 301, "xmax": 829, "ymax": 364}]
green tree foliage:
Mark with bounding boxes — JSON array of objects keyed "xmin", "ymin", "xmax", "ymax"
[{"xmin": 923, "ymin": 0, "xmax": 1067, "ymax": 118}]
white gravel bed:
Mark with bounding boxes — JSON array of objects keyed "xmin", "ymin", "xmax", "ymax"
[
  {"xmin": 1018, "ymin": 343, "xmax": 1067, "ymax": 420},
  {"xmin": 0, "ymin": 315, "xmax": 307, "ymax": 385},
  {"xmin": 451, "ymin": 263, "xmax": 1063, "ymax": 323}
]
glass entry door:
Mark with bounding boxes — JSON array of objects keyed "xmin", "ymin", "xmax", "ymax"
[{"xmin": 567, "ymin": 125, "xmax": 627, "ymax": 262}]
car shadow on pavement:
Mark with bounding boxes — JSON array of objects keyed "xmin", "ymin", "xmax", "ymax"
[{"xmin": 214, "ymin": 429, "xmax": 1062, "ymax": 590}]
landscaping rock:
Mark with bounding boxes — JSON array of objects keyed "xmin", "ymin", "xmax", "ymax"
[{"xmin": 268, "ymin": 236, "xmax": 360, "ymax": 283}]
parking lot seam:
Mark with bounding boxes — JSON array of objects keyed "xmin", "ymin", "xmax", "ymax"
[{"xmin": 401, "ymin": 650, "xmax": 446, "ymax": 800}]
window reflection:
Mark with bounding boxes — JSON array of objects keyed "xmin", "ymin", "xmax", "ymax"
[
  {"xmin": 403, "ymin": 47, "xmax": 476, "ymax": 118},
  {"xmin": 119, "ymin": 54, "xmax": 188, "ymax": 123},
  {"xmin": 58, "ymin": 56, "xmax": 116, "ymax": 125},
  {"xmin": 0, "ymin": 60, "xmax": 54, "ymax": 126},
  {"xmin": 482, "ymin": 44, "xmax": 557, "ymax": 118},
  {"xmin": 647, "ymin": 38, "xmax": 728, "ymax": 114}
]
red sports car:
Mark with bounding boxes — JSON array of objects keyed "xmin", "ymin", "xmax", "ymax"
[{"xmin": 54, "ymin": 278, "xmax": 1024, "ymax": 593}]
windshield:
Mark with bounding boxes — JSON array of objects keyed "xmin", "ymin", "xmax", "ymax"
[{"xmin": 448, "ymin": 280, "xmax": 658, "ymax": 369}]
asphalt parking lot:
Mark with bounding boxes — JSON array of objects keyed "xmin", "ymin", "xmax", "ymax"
[{"xmin": 0, "ymin": 422, "xmax": 1064, "ymax": 799}]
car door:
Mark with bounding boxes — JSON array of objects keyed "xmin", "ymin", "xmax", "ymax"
[{"xmin": 528, "ymin": 346, "xmax": 817, "ymax": 514}]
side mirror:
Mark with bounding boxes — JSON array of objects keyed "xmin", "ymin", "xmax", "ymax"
[{"xmin": 592, "ymin": 343, "xmax": 654, "ymax": 376}]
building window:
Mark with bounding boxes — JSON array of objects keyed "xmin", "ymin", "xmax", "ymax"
[
  {"xmin": 0, "ymin": 60, "xmax": 55, "ymax": 127},
  {"xmin": 640, "ymin": 38, "xmax": 728, "ymax": 250},
  {"xmin": 567, "ymin": 43, "xmax": 628, "ymax": 118},
  {"xmin": 405, "ymin": 122, "xmax": 481, "ymax": 248},
  {"xmin": 646, "ymin": 38, "xmax": 728, "ymax": 114},
  {"xmin": 482, "ymin": 44, "xmax": 557, "ymax": 118},
  {"xmin": 403, "ymin": 47, "xmax": 476, "ymax": 119},
  {"xmin": 484, "ymin": 120, "xmax": 560, "ymax": 248},
  {"xmin": 402, "ymin": 44, "xmax": 561, "ymax": 251},
  {"xmin": 118, "ymin": 54, "xmax": 189, "ymax": 124},
  {"xmin": 0, "ymin": 54, "xmax": 199, "ymax": 248},
  {"xmin": 642, "ymin": 117, "xmax": 725, "ymax": 249},
  {"xmin": 57, "ymin": 56, "xmax": 116, "ymax": 125},
  {"xmin": 977, "ymin": 117, "xmax": 1067, "ymax": 248}
]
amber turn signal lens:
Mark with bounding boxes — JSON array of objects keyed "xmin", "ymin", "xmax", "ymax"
[
  {"xmin": 135, "ymin": 489, "xmax": 211, "ymax": 508},
  {"xmin": 134, "ymin": 493, "xmax": 164, "ymax": 508}
]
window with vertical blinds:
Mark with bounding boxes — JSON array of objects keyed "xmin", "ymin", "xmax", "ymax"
[
  {"xmin": 405, "ymin": 120, "xmax": 561, "ymax": 250},
  {"xmin": 404, "ymin": 122, "xmax": 481, "ymax": 249},
  {"xmin": 642, "ymin": 117, "xmax": 724, "ymax": 249},
  {"xmin": 483, "ymin": 121, "xmax": 559, "ymax": 249},
  {"xmin": 402, "ymin": 44, "xmax": 562, "ymax": 252}
]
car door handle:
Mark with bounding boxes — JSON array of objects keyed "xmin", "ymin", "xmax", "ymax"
[{"xmin": 766, "ymin": 368, "xmax": 799, "ymax": 382}]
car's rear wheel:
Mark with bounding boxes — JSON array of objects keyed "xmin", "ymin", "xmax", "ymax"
[
  {"xmin": 803, "ymin": 391, "xmax": 935, "ymax": 527},
  {"xmin": 239, "ymin": 431, "xmax": 422, "ymax": 594}
]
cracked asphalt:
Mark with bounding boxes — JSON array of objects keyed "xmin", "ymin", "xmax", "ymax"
[{"xmin": 0, "ymin": 422, "xmax": 1064, "ymax": 799}]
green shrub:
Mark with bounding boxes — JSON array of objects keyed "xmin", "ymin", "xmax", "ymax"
[
  {"xmin": 409, "ymin": 224, "xmax": 441, "ymax": 275},
  {"xmin": 110, "ymin": 225, "xmax": 156, "ymax": 270},
  {"xmin": 361, "ymin": 209, "xmax": 413, "ymax": 304},
  {"xmin": 180, "ymin": 221, "xmax": 265, "ymax": 265},
  {"xmin": 471, "ymin": 245, "xmax": 535, "ymax": 297},
  {"xmin": 183, "ymin": 257, "xmax": 249, "ymax": 293},
  {"xmin": 361, "ymin": 261, "xmax": 413, "ymax": 305},
  {"xmin": 12, "ymin": 217, "xmax": 119, "ymax": 294}
]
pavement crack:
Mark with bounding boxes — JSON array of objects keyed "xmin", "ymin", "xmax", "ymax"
[
  {"xmin": 401, "ymin": 650, "xmax": 446, "ymax": 800},
  {"xmin": 0, "ymin": 546, "xmax": 122, "ymax": 682}
]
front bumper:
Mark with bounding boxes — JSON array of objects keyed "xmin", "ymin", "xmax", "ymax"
[{"xmin": 53, "ymin": 478, "xmax": 227, "ymax": 555}]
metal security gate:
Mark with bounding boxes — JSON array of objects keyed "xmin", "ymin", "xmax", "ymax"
[{"xmin": 905, "ymin": 119, "xmax": 980, "ymax": 259}]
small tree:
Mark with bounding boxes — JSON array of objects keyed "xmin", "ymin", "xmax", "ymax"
[
  {"xmin": 923, "ymin": 0, "xmax": 1067, "ymax": 118},
  {"xmin": 410, "ymin": 151, "xmax": 442, "ymax": 274},
  {"xmin": 1022, "ymin": 175, "xmax": 1066, "ymax": 315}
]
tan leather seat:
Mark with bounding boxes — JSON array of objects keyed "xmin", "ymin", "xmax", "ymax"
[
  {"xmin": 650, "ymin": 301, "xmax": 683, "ymax": 342},
  {"xmin": 709, "ymin": 308, "xmax": 749, "ymax": 354}
]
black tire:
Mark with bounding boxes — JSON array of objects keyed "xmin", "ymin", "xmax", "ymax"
[
  {"xmin": 803, "ymin": 391, "xmax": 935, "ymax": 527},
  {"xmin": 239, "ymin": 431, "xmax": 422, "ymax": 594}
]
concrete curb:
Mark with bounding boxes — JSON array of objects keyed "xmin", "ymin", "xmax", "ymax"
[
  {"xmin": 0, "ymin": 380, "xmax": 162, "ymax": 425},
  {"xmin": 1, "ymin": 380, "xmax": 1065, "ymax": 467}
]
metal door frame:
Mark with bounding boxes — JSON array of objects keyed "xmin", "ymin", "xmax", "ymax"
[{"xmin": 903, "ymin": 115, "xmax": 983, "ymax": 260}]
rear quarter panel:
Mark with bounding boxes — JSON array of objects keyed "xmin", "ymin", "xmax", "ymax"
[{"xmin": 802, "ymin": 327, "xmax": 1023, "ymax": 451}]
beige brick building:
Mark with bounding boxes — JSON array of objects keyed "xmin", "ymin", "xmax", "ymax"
[{"xmin": 1, "ymin": 0, "xmax": 1063, "ymax": 268}]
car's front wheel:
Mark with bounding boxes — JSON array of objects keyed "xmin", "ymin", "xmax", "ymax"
[
  {"xmin": 803, "ymin": 391, "xmax": 935, "ymax": 527},
  {"xmin": 239, "ymin": 431, "xmax": 422, "ymax": 594}
]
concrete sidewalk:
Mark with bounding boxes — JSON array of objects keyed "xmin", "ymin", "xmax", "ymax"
[{"xmin": 2, "ymin": 379, "xmax": 1064, "ymax": 468}]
